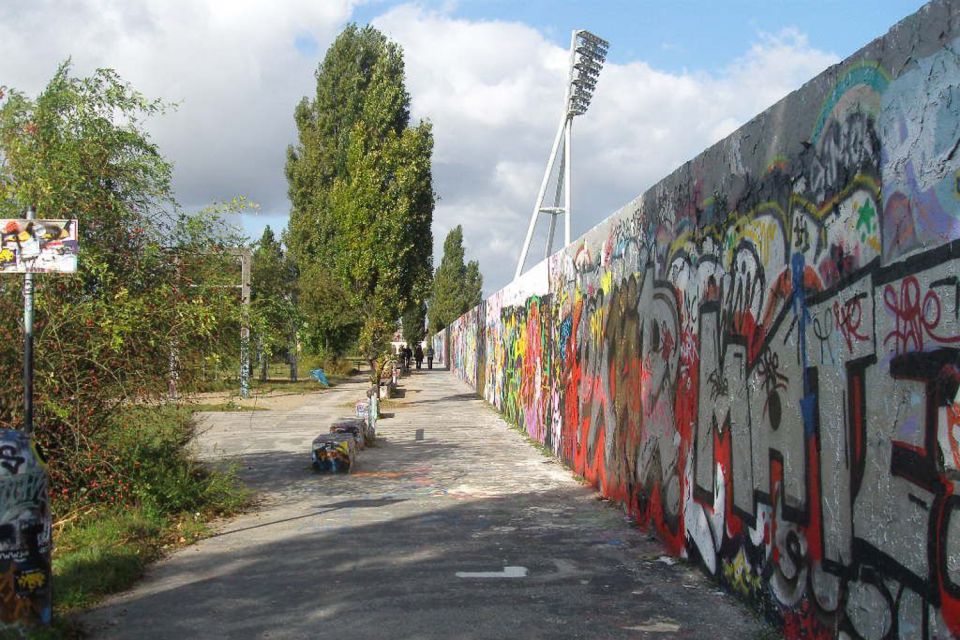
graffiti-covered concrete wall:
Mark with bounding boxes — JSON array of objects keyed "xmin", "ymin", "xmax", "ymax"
[
  {"xmin": 438, "ymin": 2, "xmax": 960, "ymax": 637},
  {"xmin": 449, "ymin": 303, "xmax": 485, "ymax": 389},
  {"xmin": 431, "ymin": 329, "xmax": 448, "ymax": 368}
]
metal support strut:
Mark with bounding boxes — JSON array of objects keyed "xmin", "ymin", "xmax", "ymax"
[{"xmin": 515, "ymin": 29, "xmax": 608, "ymax": 280}]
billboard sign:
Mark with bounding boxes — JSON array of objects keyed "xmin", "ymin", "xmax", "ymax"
[{"xmin": 0, "ymin": 219, "xmax": 78, "ymax": 273}]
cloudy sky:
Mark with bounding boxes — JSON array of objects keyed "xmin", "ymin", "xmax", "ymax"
[{"xmin": 0, "ymin": 0, "xmax": 926, "ymax": 293}]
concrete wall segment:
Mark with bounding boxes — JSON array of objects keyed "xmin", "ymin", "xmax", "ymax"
[{"xmin": 439, "ymin": 2, "xmax": 960, "ymax": 637}]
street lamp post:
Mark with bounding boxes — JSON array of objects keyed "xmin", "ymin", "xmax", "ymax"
[{"xmin": 515, "ymin": 30, "xmax": 609, "ymax": 279}]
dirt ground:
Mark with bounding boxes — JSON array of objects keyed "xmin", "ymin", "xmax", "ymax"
[{"xmin": 185, "ymin": 386, "xmax": 331, "ymax": 412}]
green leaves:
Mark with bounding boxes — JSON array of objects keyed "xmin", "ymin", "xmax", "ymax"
[
  {"xmin": 429, "ymin": 225, "xmax": 483, "ymax": 334},
  {"xmin": 251, "ymin": 225, "xmax": 297, "ymax": 360},
  {"xmin": 0, "ymin": 63, "xmax": 250, "ymax": 511},
  {"xmin": 285, "ymin": 25, "xmax": 434, "ymax": 368}
]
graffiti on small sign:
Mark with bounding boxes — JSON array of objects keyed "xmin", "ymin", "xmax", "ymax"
[{"xmin": 0, "ymin": 219, "xmax": 78, "ymax": 273}]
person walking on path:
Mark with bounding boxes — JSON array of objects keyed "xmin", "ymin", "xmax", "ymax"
[
  {"xmin": 414, "ymin": 344, "xmax": 424, "ymax": 370},
  {"xmin": 426, "ymin": 344, "xmax": 435, "ymax": 369},
  {"xmin": 403, "ymin": 345, "xmax": 413, "ymax": 371}
]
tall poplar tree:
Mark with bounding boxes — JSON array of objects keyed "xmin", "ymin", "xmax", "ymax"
[
  {"xmin": 285, "ymin": 25, "xmax": 433, "ymax": 374},
  {"xmin": 429, "ymin": 225, "xmax": 483, "ymax": 334}
]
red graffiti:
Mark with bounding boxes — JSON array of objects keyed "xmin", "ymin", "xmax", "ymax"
[
  {"xmin": 936, "ymin": 483, "xmax": 960, "ymax": 638},
  {"xmin": 782, "ymin": 599, "xmax": 835, "ymax": 640},
  {"xmin": 660, "ymin": 322, "xmax": 675, "ymax": 362},
  {"xmin": 832, "ymin": 295, "xmax": 868, "ymax": 352},
  {"xmin": 883, "ymin": 276, "xmax": 960, "ymax": 353},
  {"xmin": 947, "ymin": 404, "xmax": 960, "ymax": 471}
]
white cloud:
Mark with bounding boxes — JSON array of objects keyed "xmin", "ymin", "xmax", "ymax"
[
  {"xmin": 373, "ymin": 6, "xmax": 839, "ymax": 292},
  {"xmin": 0, "ymin": 1, "xmax": 840, "ymax": 294},
  {"xmin": 0, "ymin": 0, "xmax": 356, "ymax": 215}
]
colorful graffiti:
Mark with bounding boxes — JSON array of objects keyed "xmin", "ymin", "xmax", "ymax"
[
  {"xmin": 311, "ymin": 433, "xmax": 356, "ymax": 473},
  {"xmin": 0, "ymin": 431, "xmax": 51, "ymax": 625},
  {"xmin": 330, "ymin": 419, "xmax": 366, "ymax": 450},
  {"xmin": 0, "ymin": 219, "xmax": 78, "ymax": 273},
  {"xmin": 440, "ymin": 8, "xmax": 960, "ymax": 638},
  {"xmin": 450, "ymin": 305, "xmax": 484, "ymax": 389},
  {"xmin": 431, "ymin": 330, "xmax": 448, "ymax": 369}
]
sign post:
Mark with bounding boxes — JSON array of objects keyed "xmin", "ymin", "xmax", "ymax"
[
  {"xmin": 226, "ymin": 248, "xmax": 251, "ymax": 399},
  {"xmin": 0, "ymin": 213, "xmax": 78, "ymax": 627},
  {"xmin": 22, "ymin": 208, "xmax": 34, "ymax": 437}
]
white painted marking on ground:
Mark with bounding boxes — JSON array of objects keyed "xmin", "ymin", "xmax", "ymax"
[
  {"xmin": 455, "ymin": 566, "xmax": 528, "ymax": 579},
  {"xmin": 622, "ymin": 619, "xmax": 681, "ymax": 632}
]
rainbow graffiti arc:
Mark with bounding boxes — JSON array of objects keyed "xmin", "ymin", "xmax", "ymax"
[{"xmin": 439, "ymin": 4, "xmax": 960, "ymax": 638}]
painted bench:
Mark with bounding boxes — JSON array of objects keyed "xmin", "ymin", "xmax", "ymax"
[{"xmin": 311, "ymin": 432, "xmax": 357, "ymax": 473}]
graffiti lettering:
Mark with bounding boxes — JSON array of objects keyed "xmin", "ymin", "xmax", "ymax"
[
  {"xmin": 441, "ymin": 28, "xmax": 960, "ymax": 639},
  {"xmin": 883, "ymin": 276, "xmax": 960, "ymax": 353}
]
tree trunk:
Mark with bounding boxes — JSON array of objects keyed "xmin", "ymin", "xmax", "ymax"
[{"xmin": 258, "ymin": 336, "xmax": 268, "ymax": 382}]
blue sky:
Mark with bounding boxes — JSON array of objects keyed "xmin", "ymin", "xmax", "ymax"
[
  {"xmin": 0, "ymin": 0, "xmax": 932, "ymax": 293},
  {"xmin": 352, "ymin": 1, "xmax": 926, "ymax": 72}
]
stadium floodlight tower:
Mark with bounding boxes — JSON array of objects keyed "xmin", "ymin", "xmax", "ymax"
[{"xmin": 515, "ymin": 29, "xmax": 609, "ymax": 279}]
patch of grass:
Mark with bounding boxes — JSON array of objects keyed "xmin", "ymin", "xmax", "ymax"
[
  {"xmin": 0, "ymin": 619, "xmax": 82, "ymax": 639},
  {"xmin": 53, "ymin": 509, "xmax": 164, "ymax": 610},
  {"xmin": 42, "ymin": 405, "xmax": 249, "ymax": 631}
]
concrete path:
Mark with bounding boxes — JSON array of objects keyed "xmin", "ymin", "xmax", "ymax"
[{"xmin": 81, "ymin": 369, "xmax": 767, "ymax": 640}]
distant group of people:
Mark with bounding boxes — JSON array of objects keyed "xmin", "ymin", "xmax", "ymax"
[{"xmin": 398, "ymin": 342, "xmax": 435, "ymax": 370}]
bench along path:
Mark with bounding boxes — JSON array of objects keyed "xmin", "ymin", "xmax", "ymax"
[{"xmin": 82, "ymin": 369, "xmax": 766, "ymax": 640}]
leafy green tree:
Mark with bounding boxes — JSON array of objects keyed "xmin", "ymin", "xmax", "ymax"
[
  {"xmin": 0, "ymin": 63, "xmax": 243, "ymax": 506},
  {"xmin": 429, "ymin": 225, "xmax": 483, "ymax": 334},
  {"xmin": 297, "ymin": 263, "xmax": 360, "ymax": 356},
  {"xmin": 251, "ymin": 226, "xmax": 297, "ymax": 381},
  {"xmin": 330, "ymin": 118, "xmax": 434, "ymax": 378},
  {"xmin": 402, "ymin": 300, "xmax": 427, "ymax": 346},
  {"xmin": 286, "ymin": 25, "xmax": 433, "ymax": 378},
  {"xmin": 464, "ymin": 259, "xmax": 484, "ymax": 309},
  {"xmin": 285, "ymin": 25, "xmax": 415, "ymax": 356}
]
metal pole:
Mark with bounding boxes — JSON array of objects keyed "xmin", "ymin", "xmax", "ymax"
[
  {"xmin": 23, "ymin": 206, "xmax": 35, "ymax": 436},
  {"xmin": 564, "ymin": 115, "xmax": 572, "ymax": 247},
  {"xmin": 3, "ymin": 205, "xmax": 53, "ymax": 627},
  {"xmin": 563, "ymin": 29, "xmax": 576, "ymax": 249},
  {"xmin": 239, "ymin": 249, "xmax": 251, "ymax": 399},
  {"xmin": 544, "ymin": 211, "xmax": 557, "ymax": 259},
  {"xmin": 516, "ymin": 114, "xmax": 566, "ymax": 280},
  {"xmin": 516, "ymin": 29, "xmax": 580, "ymax": 279},
  {"xmin": 546, "ymin": 148, "xmax": 567, "ymax": 258}
]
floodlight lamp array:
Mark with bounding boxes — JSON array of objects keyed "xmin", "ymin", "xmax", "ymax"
[{"xmin": 568, "ymin": 30, "xmax": 609, "ymax": 117}]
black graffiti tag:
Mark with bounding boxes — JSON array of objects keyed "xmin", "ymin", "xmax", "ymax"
[{"xmin": 0, "ymin": 446, "xmax": 25, "ymax": 474}]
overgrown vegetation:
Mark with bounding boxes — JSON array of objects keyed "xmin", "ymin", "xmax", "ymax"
[
  {"xmin": 0, "ymin": 63, "xmax": 246, "ymax": 506},
  {"xmin": 251, "ymin": 226, "xmax": 298, "ymax": 382},
  {"xmin": 0, "ymin": 63, "xmax": 250, "ymax": 626},
  {"xmin": 45, "ymin": 405, "xmax": 247, "ymax": 635}
]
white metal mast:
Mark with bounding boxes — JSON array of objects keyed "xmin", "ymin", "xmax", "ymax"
[{"xmin": 515, "ymin": 29, "xmax": 609, "ymax": 279}]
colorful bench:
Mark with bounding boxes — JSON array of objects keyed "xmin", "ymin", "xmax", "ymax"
[
  {"xmin": 311, "ymin": 433, "xmax": 357, "ymax": 473},
  {"xmin": 330, "ymin": 418, "xmax": 367, "ymax": 450}
]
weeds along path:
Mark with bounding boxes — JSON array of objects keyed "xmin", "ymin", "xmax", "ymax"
[{"xmin": 81, "ymin": 369, "xmax": 766, "ymax": 640}]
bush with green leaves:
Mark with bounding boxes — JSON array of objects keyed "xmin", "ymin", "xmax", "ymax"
[{"xmin": 0, "ymin": 63, "xmax": 245, "ymax": 511}]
